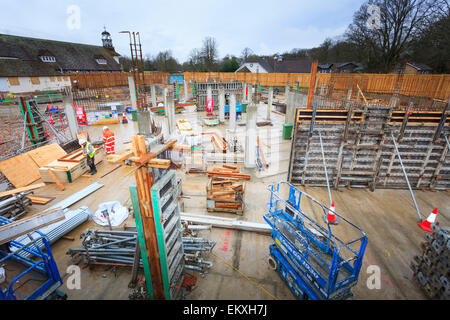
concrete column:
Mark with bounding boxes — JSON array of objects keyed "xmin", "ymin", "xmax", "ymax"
[
  {"xmin": 62, "ymin": 94, "xmax": 78, "ymax": 140},
  {"xmin": 242, "ymin": 83, "xmax": 247, "ymax": 102},
  {"xmin": 347, "ymin": 86, "xmax": 353, "ymax": 100},
  {"xmin": 163, "ymin": 87, "xmax": 168, "ymax": 118},
  {"xmin": 151, "ymin": 84, "xmax": 157, "ymax": 109},
  {"xmin": 285, "ymin": 92, "xmax": 296, "ymax": 124},
  {"xmin": 267, "ymin": 87, "xmax": 273, "ymax": 121},
  {"xmin": 229, "ymin": 93, "xmax": 237, "ymax": 133},
  {"xmin": 184, "ymin": 81, "xmax": 188, "ymax": 101},
  {"xmin": 128, "ymin": 76, "xmax": 137, "ymax": 109},
  {"xmin": 218, "ymin": 88, "xmax": 225, "ymax": 123},
  {"xmin": 247, "ymin": 84, "xmax": 253, "ymax": 104},
  {"xmin": 244, "ymin": 103, "xmax": 258, "ymax": 168},
  {"xmin": 285, "ymin": 82, "xmax": 290, "ymax": 99},
  {"xmin": 320, "ymin": 82, "xmax": 325, "ymax": 96},
  {"xmin": 206, "ymin": 85, "xmax": 213, "ymax": 114},
  {"xmin": 167, "ymin": 93, "xmax": 176, "ymax": 135}
]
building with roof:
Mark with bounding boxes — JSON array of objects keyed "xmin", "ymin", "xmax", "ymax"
[
  {"xmin": 0, "ymin": 30, "xmax": 121, "ymax": 94},
  {"xmin": 235, "ymin": 58, "xmax": 273, "ymax": 73},
  {"xmin": 236, "ymin": 57, "xmax": 314, "ymax": 74},
  {"xmin": 332, "ymin": 62, "xmax": 363, "ymax": 73},
  {"xmin": 394, "ymin": 61, "xmax": 433, "ymax": 75},
  {"xmin": 318, "ymin": 64, "xmax": 333, "ymax": 73}
]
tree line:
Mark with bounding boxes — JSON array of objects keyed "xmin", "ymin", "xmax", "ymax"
[{"xmin": 120, "ymin": 0, "xmax": 449, "ymax": 74}]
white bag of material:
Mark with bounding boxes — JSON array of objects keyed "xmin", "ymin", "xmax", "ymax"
[{"xmin": 93, "ymin": 201, "xmax": 129, "ymax": 227}]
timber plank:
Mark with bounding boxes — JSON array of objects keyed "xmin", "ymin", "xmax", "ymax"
[
  {"xmin": 0, "ymin": 183, "xmax": 46, "ymax": 197},
  {"xmin": 0, "ymin": 153, "xmax": 41, "ymax": 187},
  {"xmin": 47, "ymin": 169, "xmax": 65, "ymax": 190},
  {"xmin": 28, "ymin": 143, "xmax": 67, "ymax": 167}
]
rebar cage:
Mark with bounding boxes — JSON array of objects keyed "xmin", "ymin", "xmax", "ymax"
[{"xmin": 264, "ymin": 182, "xmax": 368, "ymax": 299}]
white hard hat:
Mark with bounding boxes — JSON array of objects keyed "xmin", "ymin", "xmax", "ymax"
[
  {"xmin": 103, "ymin": 126, "xmax": 108, "ymax": 131},
  {"xmin": 79, "ymin": 139, "xmax": 86, "ymax": 145}
]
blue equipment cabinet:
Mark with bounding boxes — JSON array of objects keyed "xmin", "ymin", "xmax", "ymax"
[
  {"xmin": 0, "ymin": 216, "xmax": 66, "ymax": 300},
  {"xmin": 264, "ymin": 182, "xmax": 368, "ymax": 300},
  {"xmin": 224, "ymin": 103, "xmax": 242, "ymax": 116}
]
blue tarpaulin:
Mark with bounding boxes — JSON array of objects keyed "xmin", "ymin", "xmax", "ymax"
[{"xmin": 169, "ymin": 76, "xmax": 184, "ymax": 84}]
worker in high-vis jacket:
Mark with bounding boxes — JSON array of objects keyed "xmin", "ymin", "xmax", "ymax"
[
  {"xmin": 79, "ymin": 138, "xmax": 97, "ymax": 175},
  {"xmin": 102, "ymin": 126, "xmax": 115, "ymax": 156}
]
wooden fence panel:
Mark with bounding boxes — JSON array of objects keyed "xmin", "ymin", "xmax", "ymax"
[{"xmin": 67, "ymin": 72, "xmax": 450, "ymax": 100}]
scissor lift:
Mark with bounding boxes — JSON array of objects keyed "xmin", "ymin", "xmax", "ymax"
[
  {"xmin": 0, "ymin": 216, "xmax": 65, "ymax": 300},
  {"xmin": 264, "ymin": 182, "xmax": 368, "ymax": 300}
]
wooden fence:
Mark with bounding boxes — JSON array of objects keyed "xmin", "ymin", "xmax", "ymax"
[
  {"xmin": 68, "ymin": 72, "xmax": 169, "ymax": 89},
  {"xmin": 184, "ymin": 72, "xmax": 450, "ymax": 100},
  {"xmin": 67, "ymin": 72, "xmax": 450, "ymax": 100}
]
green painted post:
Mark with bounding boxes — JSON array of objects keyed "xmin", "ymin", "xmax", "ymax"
[
  {"xmin": 258, "ymin": 84, "xmax": 261, "ymax": 103},
  {"xmin": 129, "ymin": 186, "xmax": 154, "ymax": 299},
  {"xmin": 150, "ymin": 186, "xmax": 172, "ymax": 300}
]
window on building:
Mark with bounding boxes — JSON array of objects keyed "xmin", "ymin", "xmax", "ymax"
[
  {"xmin": 40, "ymin": 56, "xmax": 56, "ymax": 63},
  {"xmin": 96, "ymin": 58, "xmax": 107, "ymax": 65}
]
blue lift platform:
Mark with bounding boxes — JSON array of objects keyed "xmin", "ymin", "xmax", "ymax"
[
  {"xmin": 0, "ymin": 216, "xmax": 66, "ymax": 300},
  {"xmin": 264, "ymin": 182, "xmax": 368, "ymax": 300}
]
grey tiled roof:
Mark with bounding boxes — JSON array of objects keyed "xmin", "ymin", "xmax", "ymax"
[
  {"xmin": 274, "ymin": 58, "xmax": 313, "ymax": 73},
  {"xmin": 0, "ymin": 33, "xmax": 121, "ymax": 76},
  {"xmin": 407, "ymin": 62, "xmax": 432, "ymax": 71}
]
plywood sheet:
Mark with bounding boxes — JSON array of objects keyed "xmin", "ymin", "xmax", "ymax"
[
  {"xmin": 28, "ymin": 143, "xmax": 67, "ymax": 167},
  {"xmin": 0, "ymin": 153, "xmax": 41, "ymax": 187}
]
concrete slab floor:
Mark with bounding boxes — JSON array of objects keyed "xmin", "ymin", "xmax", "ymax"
[{"xmin": 18, "ymin": 104, "xmax": 449, "ymax": 300}]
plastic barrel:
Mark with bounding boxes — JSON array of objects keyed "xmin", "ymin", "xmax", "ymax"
[
  {"xmin": 283, "ymin": 123, "xmax": 293, "ymax": 140},
  {"xmin": 131, "ymin": 110, "xmax": 138, "ymax": 121}
]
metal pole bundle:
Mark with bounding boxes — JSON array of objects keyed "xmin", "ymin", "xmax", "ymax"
[
  {"xmin": 411, "ymin": 224, "xmax": 449, "ymax": 299},
  {"xmin": 0, "ymin": 192, "xmax": 32, "ymax": 220}
]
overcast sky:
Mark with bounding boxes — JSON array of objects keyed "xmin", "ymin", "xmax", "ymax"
[{"xmin": 0, "ymin": 0, "xmax": 364, "ymax": 62}]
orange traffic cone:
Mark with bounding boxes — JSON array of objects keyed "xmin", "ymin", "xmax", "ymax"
[
  {"xmin": 325, "ymin": 201, "xmax": 338, "ymax": 225},
  {"xmin": 418, "ymin": 208, "xmax": 438, "ymax": 233},
  {"xmin": 122, "ymin": 114, "xmax": 128, "ymax": 124}
]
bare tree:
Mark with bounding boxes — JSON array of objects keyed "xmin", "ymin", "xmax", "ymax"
[
  {"xmin": 346, "ymin": 0, "xmax": 440, "ymax": 72},
  {"xmin": 240, "ymin": 47, "xmax": 254, "ymax": 62},
  {"xmin": 201, "ymin": 37, "xmax": 218, "ymax": 72},
  {"xmin": 411, "ymin": 0, "xmax": 450, "ymax": 72},
  {"xmin": 154, "ymin": 50, "xmax": 179, "ymax": 72},
  {"xmin": 188, "ymin": 48, "xmax": 204, "ymax": 71}
]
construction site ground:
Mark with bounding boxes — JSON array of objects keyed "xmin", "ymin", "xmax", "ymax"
[{"xmin": 22, "ymin": 105, "xmax": 449, "ymax": 300}]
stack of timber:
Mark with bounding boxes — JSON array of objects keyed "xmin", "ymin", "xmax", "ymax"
[
  {"xmin": 39, "ymin": 146, "xmax": 105, "ymax": 184},
  {"xmin": 176, "ymin": 120, "xmax": 193, "ymax": 134},
  {"xmin": 150, "ymin": 104, "xmax": 185, "ymax": 116},
  {"xmin": 256, "ymin": 136, "xmax": 269, "ymax": 170},
  {"xmin": 411, "ymin": 224, "xmax": 450, "ymax": 299},
  {"xmin": 189, "ymin": 166, "xmax": 251, "ymax": 180},
  {"xmin": 206, "ymin": 166, "xmax": 246, "ymax": 215},
  {"xmin": 203, "ymin": 132, "xmax": 227, "ymax": 153},
  {"xmin": 0, "ymin": 143, "xmax": 66, "ymax": 188}
]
